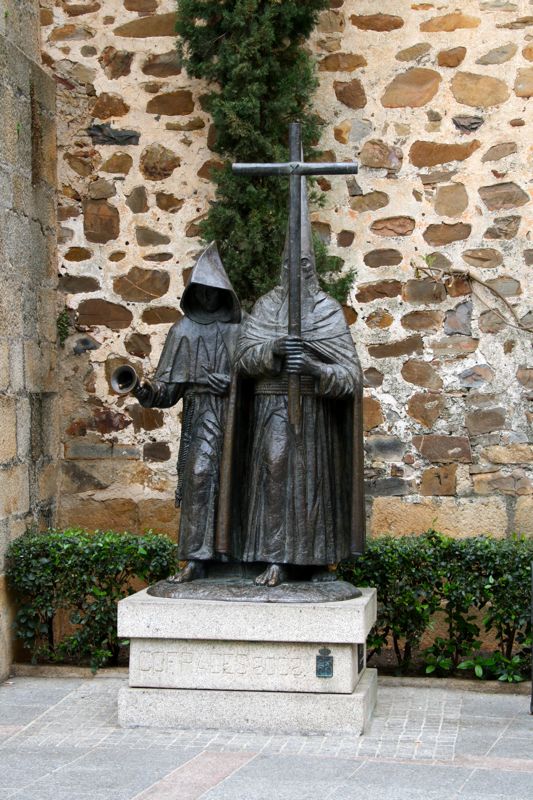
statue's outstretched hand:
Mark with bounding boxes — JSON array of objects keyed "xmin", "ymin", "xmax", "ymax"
[{"xmin": 206, "ymin": 372, "xmax": 231, "ymax": 394}]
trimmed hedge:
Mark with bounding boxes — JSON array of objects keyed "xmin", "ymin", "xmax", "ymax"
[
  {"xmin": 340, "ymin": 531, "xmax": 533, "ymax": 682},
  {"xmin": 6, "ymin": 529, "xmax": 178, "ymax": 671}
]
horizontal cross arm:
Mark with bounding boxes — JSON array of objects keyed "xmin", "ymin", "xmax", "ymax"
[{"xmin": 232, "ymin": 161, "xmax": 358, "ymax": 177}]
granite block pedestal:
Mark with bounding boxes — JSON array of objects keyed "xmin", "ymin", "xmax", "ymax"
[{"xmin": 118, "ymin": 581, "xmax": 377, "ymax": 735}]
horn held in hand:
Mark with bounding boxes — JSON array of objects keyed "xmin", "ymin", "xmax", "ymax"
[{"xmin": 111, "ymin": 364, "xmax": 139, "ymax": 395}]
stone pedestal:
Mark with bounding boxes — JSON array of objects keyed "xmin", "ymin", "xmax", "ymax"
[{"xmin": 118, "ymin": 582, "xmax": 377, "ymax": 735}]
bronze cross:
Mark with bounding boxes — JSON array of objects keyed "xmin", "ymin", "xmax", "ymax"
[{"xmin": 232, "ymin": 121, "xmax": 357, "ymax": 432}]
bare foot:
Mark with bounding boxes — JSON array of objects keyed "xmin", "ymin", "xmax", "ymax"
[
  {"xmin": 311, "ymin": 568, "xmax": 338, "ymax": 583},
  {"xmin": 167, "ymin": 560, "xmax": 207, "ymax": 584},
  {"xmin": 255, "ymin": 564, "xmax": 288, "ymax": 587}
]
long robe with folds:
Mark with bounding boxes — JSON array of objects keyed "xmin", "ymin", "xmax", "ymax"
[{"xmin": 235, "ymin": 286, "xmax": 364, "ymax": 567}]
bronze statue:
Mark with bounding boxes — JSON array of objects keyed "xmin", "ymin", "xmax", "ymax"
[
  {"xmin": 129, "ymin": 242, "xmax": 243, "ymax": 581},
  {"xmin": 234, "ymin": 180, "xmax": 364, "ymax": 587}
]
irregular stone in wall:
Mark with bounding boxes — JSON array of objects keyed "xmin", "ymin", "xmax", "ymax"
[
  {"xmin": 420, "ymin": 12, "xmax": 480, "ymax": 32},
  {"xmin": 420, "ymin": 465, "xmax": 457, "ymax": 495},
  {"xmin": 59, "ymin": 275, "xmax": 100, "ymax": 293},
  {"xmin": 478, "ymin": 310, "xmax": 506, "ymax": 333},
  {"xmin": 413, "ymin": 434, "xmax": 472, "ymax": 463},
  {"xmin": 65, "ymin": 149, "xmax": 100, "ymax": 177},
  {"xmin": 77, "ymin": 299, "xmax": 132, "ymax": 329},
  {"xmin": 483, "ymin": 215, "xmax": 521, "ymax": 239},
  {"xmin": 482, "ymin": 142, "xmax": 517, "ymax": 162},
  {"xmin": 459, "ymin": 365, "xmax": 495, "ymax": 388},
  {"xmin": 466, "ymin": 408, "xmax": 506, "ymax": 435},
  {"xmin": 142, "ymin": 50, "xmax": 182, "ymax": 77},
  {"xmin": 409, "ymin": 139, "xmax": 480, "ymax": 167},
  {"xmin": 63, "ymin": 1, "xmax": 101, "ymax": 14},
  {"xmin": 524, "ymin": 250, "xmax": 533, "ymax": 265},
  {"xmin": 514, "ymin": 67, "xmax": 533, "ymax": 98},
  {"xmin": 337, "ymin": 230, "xmax": 354, "ymax": 247},
  {"xmin": 402, "ymin": 279, "xmax": 446, "ymax": 304},
  {"xmin": 317, "ymin": 9, "xmax": 345, "ymax": 33},
  {"xmin": 437, "ymin": 47, "xmax": 466, "ymax": 67},
  {"xmin": 83, "ymin": 199, "xmax": 119, "ymax": 243},
  {"xmin": 144, "ymin": 253, "xmax": 172, "ymax": 263},
  {"xmin": 431, "ymin": 337, "xmax": 479, "ymax": 356},
  {"xmin": 477, "ymin": 43, "xmax": 518, "ymax": 66},
  {"xmin": 136, "ymin": 226, "xmax": 171, "ymax": 246},
  {"xmin": 478, "ymin": 182, "xmax": 529, "ymax": 211},
  {"xmin": 381, "ymin": 68, "xmax": 441, "ymax": 107},
  {"xmin": 368, "ymin": 335, "xmax": 424, "ymax": 359},
  {"xmin": 366, "ymin": 478, "xmax": 414, "ymax": 497},
  {"xmin": 125, "ymin": 332, "xmax": 151, "ymax": 358},
  {"xmin": 109, "ymin": 252, "xmax": 126, "ymax": 262},
  {"xmin": 365, "ymin": 435, "xmax": 407, "ymax": 461},
  {"xmin": 485, "ymin": 275, "xmax": 521, "ymax": 296},
  {"xmin": 407, "ymin": 391, "xmax": 445, "ymax": 427},
  {"xmin": 423, "ymin": 222, "xmax": 471, "ymax": 246},
  {"xmin": 350, "ymin": 192, "xmax": 389, "ymax": 212},
  {"xmin": 359, "ymin": 139, "xmax": 403, "ymax": 172},
  {"xmin": 88, "ymin": 178, "xmax": 116, "ymax": 200},
  {"xmin": 87, "ymin": 124, "xmax": 140, "ymax": 145},
  {"xmin": 364, "ymin": 367, "xmax": 384, "ymax": 388},
  {"xmin": 370, "ymin": 217, "xmax": 415, "ymax": 236},
  {"xmin": 140, "ymin": 144, "xmax": 180, "ymax": 180},
  {"xmin": 143, "ymin": 442, "xmax": 171, "ymax": 462},
  {"xmin": 49, "ymin": 24, "xmax": 95, "ymax": 41},
  {"xmin": 101, "ymin": 152, "xmax": 133, "ymax": 174},
  {"xmin": 516, "ymin": 367, "xmax": 533, "ymax": 390},
  {"xmin": 365, "ymin": 309, "xmax": 394, "ymax": 329},
  {"xmin": 462, "ymin": 248, "xmax": 502, "ymax": 269},
  {"xmin": 401, "ymin": 310, "xmax": 444, "ymax": 331},
  {"xmin": 333, "ymin": 79, "xmax": 366, "ymax": 108},
  {"xmin": 98, "ymin": 46, "xmax": 134, "ymax": 79},
  {"xmin": 524, "ymin": 45, "xmax": 533, "ymax": 61},
  {"xmin": 124, "ymin": 0, "xmax": 158, "ymax": 11},
  {"xmin": 126, "ymin": 186, "xmax": 149, "ymax": 213},
  {"xmin": 342, "ymin": 305, "xmax": 357, "ymax": 325},
  {"xmin": 65, "ymin": 247, "xmax": 92, "ymax": 262},
  {"xmin": 451, "ymin": 72, "xmax": 510, "ymax": 107},
  {"xmin": 435, "ymin": 183, "xmax": 468, "ymax": 217},
  {"xmin": 473, "ymin": 471, "xmax": 532, "ymax": 497},
  {"xmin": 126, "ymin": 405, "xmax": 164, "ymax": 433},
  {"xmin": 156, "ymin": 192, "xmax": 184, "ymax": 213},
  {"xmin": 396, "ymin": 43, "xmax": 431, "ymax": 62},
  {"xmin": 452, "ymin": 115, "xmax": 484, "ymax": 134},
  {"xmin": 146, "ymin": 90, "xmax": 194, "ymax": 116},
  {"xmin": 363, "ymin": 396, "xmax": 384, "ymax": 430},
  {"xmin": 91, "ymin": 93, "xmax": 130, "ymax": 120},
  {"xmin": 114, "ymin": 266, "xmax": 170, "ymax": 302},
  {"xmin": 364, "ymin": 249, "xmax": 402, "ymax": 268},
  {"xmin": 197, "ymin": 159, "xmax": 224, "ymax": 180},
  {"xmin": 142, "ymin": 306, "xmax": 182, "ymax": 324},
  {"xmin": 166, "ymin": 118, "xmax": 205, "ymax": 133},
  {"xmin": 351, "ymin": 14, "xmax": 404, "ymax": 31},
  {"xmin": 402, "ymin": 358, "xmax": 443, "ymax": 390},
  {"xmin": 318, "ymin": 53, "xmax": 366, "ymax": 71},
  {"xmin": 482, "ymin": 444, "xmax": 533, "ymax": 463},
  {"xmin": 444, "ymin": 300, "xmax": 472, "ymax": 336},
  {"xmin": 114, "ymin": 13, "xmax": 177, "ymax": 37},
  {"xmin": 356, "ymin": 280, "xmax": 402, "ymax": 302}
]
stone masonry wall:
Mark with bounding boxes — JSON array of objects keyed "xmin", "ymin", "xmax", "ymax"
[
  {"xmin": 0, "ymin": 0, "xmax": 58, "ymax": 680},
  {"xmin": 40, "ymin": 0, "xmax": 532, "ymax": 543}
]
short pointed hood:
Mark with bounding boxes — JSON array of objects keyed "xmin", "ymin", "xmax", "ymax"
[{"xmin": 181, "ymin": 242, "xmax": 241, "ymax": 324}]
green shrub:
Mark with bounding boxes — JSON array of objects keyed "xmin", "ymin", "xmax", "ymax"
[
  {"xmin": 6, "ymin": 528, "xmax": 178, "ymax": 671},
  {"xmin": 340, "ymin": 531, "xmax": 533, "ymax": 681},
  {"xmin": 176, "ymin": 0, "xmax": 353, "ymax": 309}
]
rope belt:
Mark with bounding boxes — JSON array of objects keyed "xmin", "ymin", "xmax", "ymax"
[{"xmin": 255, "ymin": 375, "xmax": 316, "ymax": 395}]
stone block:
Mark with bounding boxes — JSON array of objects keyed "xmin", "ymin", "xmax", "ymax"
[
  {"xmin": 0, "ymin": 342, "xmax": 9, "ymax": 391},
  {"xmin": 58, "ymin": 495, "xmax": 139, "ymax": 532},
  {"xmin": 0, "ymin": 396, "xmax": 17, "ymax": 463},
  {"xmin": 118, "ymin": 588, "xmax": 377, "ymax": 645},
  {"xmin": 0, "ymin": 574, "xmax": 15, "ymax": 682},
  {"xmin": 371, "ymin": 496, "xmax": 508, "ymax": 538},
  {"xmin": 0, "ymin": 464, "xmax": 30, "ymax": 520},
  {"xmin": 119, "ymin": 668, "xmax": 377, "ymax": 735},
  {"xmin": 514, "ymin": 497, "xmax": 533, "ymax": 536}
]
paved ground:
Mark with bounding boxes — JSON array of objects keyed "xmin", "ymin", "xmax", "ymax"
[{"xmin": 0, "ymin": 675, "xmax": 532, "ymax": 799}]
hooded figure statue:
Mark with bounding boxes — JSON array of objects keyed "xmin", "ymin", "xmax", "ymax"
[
  {"xmin": 234, "ymin": 180, "xmax": 365, "ymax": 587},
  {"xmin": 134, "ymin": 242, "xmax": 243, "ymax": 582}
]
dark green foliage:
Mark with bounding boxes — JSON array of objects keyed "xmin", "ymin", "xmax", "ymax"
[
  {"xmin": 176, "ymin": 0, "xmax": 352, "ymax": 308},
  {"xmin": 6, "ymin": 529, "xmax": 178, "ymax": 671},
  {"xmin": 340, "ymin": 532, "xmax": 533, "ymax": 680}
]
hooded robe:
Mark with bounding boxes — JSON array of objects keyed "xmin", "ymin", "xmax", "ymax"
[
  {"xmin": 137, "ymin": 242, "xmax": 242, "ymax": 561},
  {"xmin": 235, "ymin": 184, "xmax": 365, "ymax": 567}
]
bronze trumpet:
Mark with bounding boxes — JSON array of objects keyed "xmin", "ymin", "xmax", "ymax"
[{"xmin": 110, "ymin": 364, "xmax": 139, "ymax": 395}]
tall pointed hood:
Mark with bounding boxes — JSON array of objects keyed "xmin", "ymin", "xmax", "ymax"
[
  {"xmin": 281, "ymin": 177, "xmax": 319, "ymax": 291},
  {"xmin": 181, "ymin": 242, "xmax": 241, "ymax": 324}
]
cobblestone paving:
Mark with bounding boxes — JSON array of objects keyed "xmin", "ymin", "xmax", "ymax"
[{"xmin": 0, "ymin": 676, "xmax": 532, "ymax": 799}]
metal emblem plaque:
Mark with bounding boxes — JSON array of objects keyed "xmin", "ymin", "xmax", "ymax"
[{"xmin": 316, "ymin": 647, "xmax": 334, "ymax": 679}]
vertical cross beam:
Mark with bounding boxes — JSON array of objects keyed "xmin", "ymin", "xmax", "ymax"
[{"xmin": 288, "ymin": 122, "xmax": 302, "ymax": 432}]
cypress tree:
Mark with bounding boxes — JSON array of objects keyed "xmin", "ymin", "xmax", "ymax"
[{"xmin": 176, "ymin": 0, "xmax": 353, "ymax": 309}]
